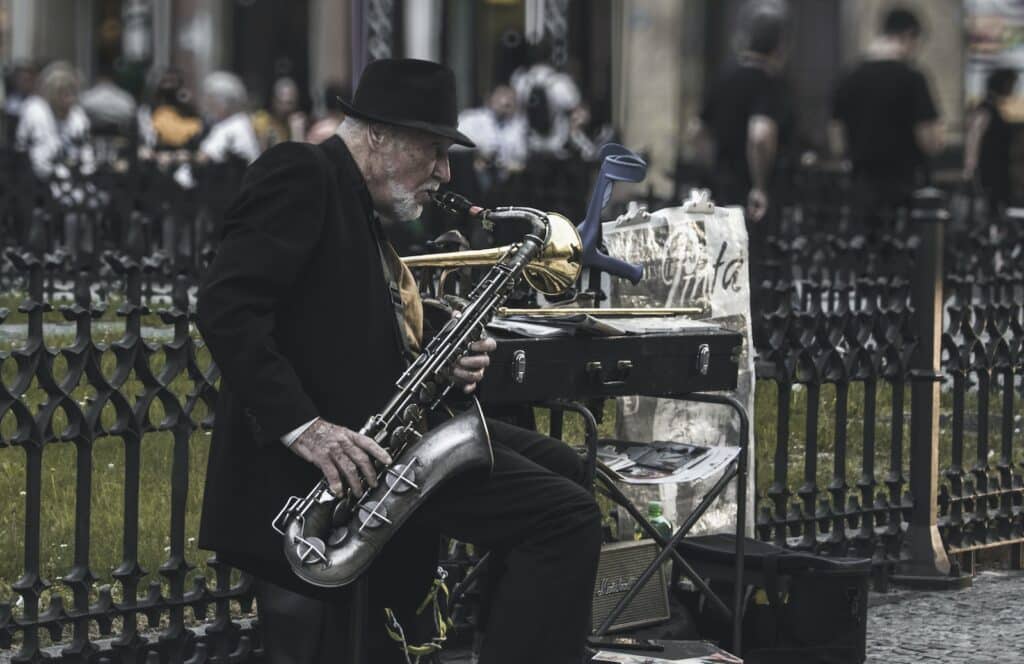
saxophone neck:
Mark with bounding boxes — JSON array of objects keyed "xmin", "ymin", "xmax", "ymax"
[
  {"xmin": 430, "ymin": 191, "xmax": 549, "ymax": 241},
  {"xmin": 489, "ymin": 206, "xmax": 550, "ymax": 246}
]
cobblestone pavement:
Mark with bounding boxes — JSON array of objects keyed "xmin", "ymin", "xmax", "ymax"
[
  {"xmin": 867, "ymin": 570, "xmax": 1024, "ymax": 663},
  {"xmin": 440, "ymin": 571, "xmax": 1024, "ymax": 663}
]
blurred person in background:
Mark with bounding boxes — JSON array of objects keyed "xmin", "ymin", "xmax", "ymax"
[
  {"xmin": 565, "ymin": 102, "xmax": 615, "ymax": 162},
  {"xmin": 964, "ymin": 67, "xmax": 1019, "ymax": 215},
  {"xmin": 511, "ymin": 60, "xmax": 580, "ymax": 157},
  {"xmin": 830, "ymin": 7, "xmax": 944, "ymax": 227},
  {"xmin": 80, "ymin": 59, "xmax": 137, "ymax": 138},
  {"xmin": 3, "ymin": 60, "xmax": 38, "ymax": 145},
  {"xmin": 252, "ymin": 76, "xmax": 307, "ymax": 151},
  {"xmin": 305, "ymin": 81, "xmax": 348, "ymax": 143},
  {"xmin": 138, "ymin": 67, "xmax": 202, "ymax": 151},
  {"xmin": 697, "ymin": 4, "xmax": 792, "ymax": 226},
  {"xmin": 457, "ymin": 83, "xmax": 528, "ymax": 190},
  {"xmin": 198, "ymin": 70, "xmax": 260, "ymax": 164},
  {"xmin": 15, "ymin": 60, "xmax": 94, "ymax": 178}
]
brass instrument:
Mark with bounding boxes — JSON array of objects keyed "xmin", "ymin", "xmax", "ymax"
[
  {"xmin": 273, "ymin": 192, "xmax": 584, "ymax": 588},
  {"xmin": 497, "ymin": 307, "xmax": 702, "ymax": 317},
  {"xmin": 402, "ymin": 210, "xmax": 582, "ymax": 295}
]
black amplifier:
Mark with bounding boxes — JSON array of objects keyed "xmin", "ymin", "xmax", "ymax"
[
  {"xmin": 591, "ymin": 540, "xmax": 671, "ymax": 633},
  {"xmin": 477, "ymin": 327, "xmax": 741, "ymax": 403}
]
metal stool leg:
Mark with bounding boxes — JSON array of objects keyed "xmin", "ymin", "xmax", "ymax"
[{"xmin": 347, "ymin": 575, "xmax": 368, "ymax": 662}]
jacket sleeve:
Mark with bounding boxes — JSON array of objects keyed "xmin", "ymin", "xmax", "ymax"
[{"xmin": 197, "ymin": 141, "xmax": 328, "ymax": 446}]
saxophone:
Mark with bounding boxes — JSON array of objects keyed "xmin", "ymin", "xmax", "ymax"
[{"xmin": 272, "ymin": 193, "xmax": 582, "ymax": 587}]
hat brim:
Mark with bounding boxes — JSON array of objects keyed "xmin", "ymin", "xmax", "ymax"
[{"xmin": 337, "ymin": 97, "xmax": 476, "ymax": 148}]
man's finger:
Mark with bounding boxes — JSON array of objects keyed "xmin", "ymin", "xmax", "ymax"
[
  {"xmin": 332, "ymin": 454, "xmax": 363, "ymax": 493},
  {"xmin": 452, "ymin": 367, "xmax": 485, "ymax": 384},
  {"xmin": 469, "ymin": 337, "xmax": 497, "ymax": 353},
  {"xmin": 341, "ymin": 443, "xmax": 378, "ymax": 488},
  {"xmin": 456, "ymin": 354, "xmax": 490, "ymax": 371},
  {"xmin": 352, "ymin": 434, "xmax": 393, "ymax": 465},
  {"xmin": 321, "ymin": 462, "xmax": 343, "ymax": 496}
]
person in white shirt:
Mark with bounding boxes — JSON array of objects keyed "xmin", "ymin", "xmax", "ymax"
[
  {"xmin": 457, "ymin": 84, "xmax": 528, "ymax": 185},
  {"xmin": 15, "ymin": 61, "xmax": 94, "ymax": 178},
  {"xmin": 80, "ymin": 63, "xmax": 137, "ymax": 137},
  {"xmin": 198, "ymin": 71, "xmax": 260, "ymax": 164}
]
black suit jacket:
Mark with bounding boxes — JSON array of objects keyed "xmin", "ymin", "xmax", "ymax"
[{"xmin": 196, "ymin": 137, "xmax": 436, "ymax": 600}]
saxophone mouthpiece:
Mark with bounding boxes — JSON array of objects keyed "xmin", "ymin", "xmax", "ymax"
[{"xmin": 431, "ymin": 191, "xmax": 487, "ymax": 218}]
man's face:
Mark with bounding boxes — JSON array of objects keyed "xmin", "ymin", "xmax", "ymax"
[
  {"xmin": 50, "ymin": 83, "xmax": 77, "ymax": 119},
  {"xmin": 900, "ymin": 33, "xmax": 921, "ymax": 60},
  {"xmin": 377, "ymin": 128, "xmax": 452, "ymax": 222},
  {"xmin": 490, "ymin": 86, "xmax": 516, "ymax": 120}
]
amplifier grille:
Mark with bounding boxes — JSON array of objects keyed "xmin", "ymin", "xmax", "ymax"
[{"xmin": 591, "ymin": 540, "xmax": 670, "ymax": 633}]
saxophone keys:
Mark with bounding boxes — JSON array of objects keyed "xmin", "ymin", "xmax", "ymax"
[
  {"xmin": 331, "ymin": 500, "xmax": 353, "ymax": 527},
  {"xmin": 294, "ymin": 536, "xmax": 327, "ymax": 565},
  {"xmin": 357, "ymin": 501, "xmax": 392, "ymax": 530},
  {"xmin": 390, "ymin": 425, "xmax": 421, "ymax": 448},
  {"xmin": 385, "ymin": 463, "xmax": 419, "ymax": 493},
  {"xmin": 418, "ymin": 382, "xmax": 437, "ymax": 403},
  {"xmin": 401, "ymin": 403, "xmax": 423, "ymax": 424},
  {"xmin": 327, "ymin": 526, "xmax": 350, "ymax": 547}
]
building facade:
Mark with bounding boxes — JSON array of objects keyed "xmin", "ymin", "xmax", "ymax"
[{"xmin": 1, "ymin": 0, "xmax": 967, "ymax": 198}]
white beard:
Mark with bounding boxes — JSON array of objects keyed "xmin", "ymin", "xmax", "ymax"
[{"xmin": 387, "ymin": 180, "xmax": 423, "ymax": 221}]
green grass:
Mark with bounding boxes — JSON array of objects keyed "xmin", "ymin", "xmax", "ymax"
[
  {"xmin": 1, "ymin": 327, "xmax": 215, "ymax": 605},
  {"xmin": 0, "ymin": 291, "xmax": 173, "ymax": 328}
]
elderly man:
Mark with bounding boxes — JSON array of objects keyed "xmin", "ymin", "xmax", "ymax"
[{"xmin": 196, "ymin": 59, "xmax": 601, "ymax": 664}]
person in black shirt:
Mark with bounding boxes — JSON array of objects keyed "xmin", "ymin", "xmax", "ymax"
[
  {"xmin": 964, "ymin": 67, "xmax": 1018, "ymax": 214},
  {"xmin": 699, "ymin": 8, "xmax": 792, "ymax": 226},
  {"xmin": 830, "ymin": 7, "xmax": 944, "ymax": 226}
]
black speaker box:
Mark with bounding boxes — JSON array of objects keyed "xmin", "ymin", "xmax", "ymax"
[{"xmin": 677, "ymin": 535, "xmax": 870, "ymax": 664}]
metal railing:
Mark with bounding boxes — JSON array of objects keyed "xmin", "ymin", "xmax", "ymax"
[
  {"xmin": 0, "ymin": 252, "xmax": 256, "ymax": 663},
  {"xmin": 752, "ymin": 184, "xmax": 1024, "ymax": 578},
  {"xmin": 1, "ymin": 151, "xmax": 1022, "ymax": 660}
]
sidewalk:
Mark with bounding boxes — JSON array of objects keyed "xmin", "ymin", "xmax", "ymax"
[
  {"xmin": 440, "ymin": 570, "xmax": 1024, "ymax": 663},
  {"xmin": 867, "ymin": 570, "xmax": 1024, "ymax": 663}
]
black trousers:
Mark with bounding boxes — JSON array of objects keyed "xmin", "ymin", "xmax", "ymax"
[{"xmin": 256, "ymin": 418, "xmax": 603, "ymax": 664}]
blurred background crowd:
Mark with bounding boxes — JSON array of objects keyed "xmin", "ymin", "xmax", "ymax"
[{"xmin": 0, "ymin": 0, "xmax": 1021, "ymax": 271}]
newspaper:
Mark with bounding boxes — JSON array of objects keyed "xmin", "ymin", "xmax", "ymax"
[
  {"xmin": 598, "ymin": 441, "xmax": 740, "ymax": 485},
  {"xmin": 591, "ymin": 640, "xmax": 742, "ymax": 663},
  {"xmin": 593, "ymin": 654, "xmax": 741, "ymax": 664},
  {"xmin": 592, "ymin": 653, "xmax": 741, "ymax": 664}
]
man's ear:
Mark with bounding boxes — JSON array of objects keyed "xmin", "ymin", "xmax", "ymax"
[{"xmin": 367, "ymin": 123, "xmax": 389, "ymax": 150}]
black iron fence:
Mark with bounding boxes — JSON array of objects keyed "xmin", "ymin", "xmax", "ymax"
[
  {"xmin": 0, "ymin": 252, "xmax": 259, "ymax": 663},
  {"xmin": 752, "ymin": 185, "xmax": 1024, "ymax": 577},
  {"xmin": 1, "ymin": 150, "xmax": 1022, "ymax": 661}
]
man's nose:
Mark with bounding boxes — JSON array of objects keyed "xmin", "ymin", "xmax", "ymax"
[{"xmin": 434, "ymin": 155, "xmax": 451, "ymax": 184}]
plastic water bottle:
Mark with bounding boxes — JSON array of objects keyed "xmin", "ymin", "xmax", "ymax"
[{"xmin": 634, "ymin": 500, "xmax": 674, "ymax": 541}]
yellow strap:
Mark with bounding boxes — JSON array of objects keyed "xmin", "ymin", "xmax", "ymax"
[{"xmin": 385, "ymin": 569, "xmax": 454, "ymax": 660}]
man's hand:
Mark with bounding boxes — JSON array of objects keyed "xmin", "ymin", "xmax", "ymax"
[
  {"xmin": 452, "ymin": 336, "xmax": 497, "ymax": 393},
  {"xmin": 289, "ymin": 419, "xmax": 393, "ymax": 495},
  {"xmin": 747, "ymin": 188, "xmax": 768, "ymax": 223}
]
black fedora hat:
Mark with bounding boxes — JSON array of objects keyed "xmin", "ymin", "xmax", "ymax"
[{"xmin": 339, "ymin": 58, "xmax": 475, "ymax": 148}]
